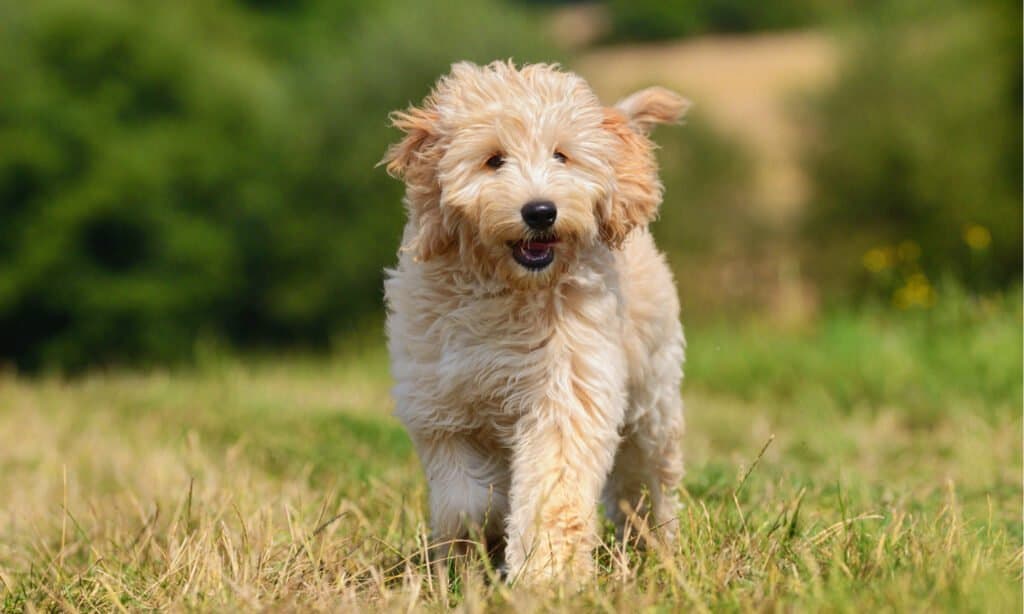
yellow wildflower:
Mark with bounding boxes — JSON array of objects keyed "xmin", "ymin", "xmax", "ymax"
[
  {"xmin": 963, "ymin": 224, "xmax": 991, "ymax": 250},
  {"xmin": 862, "ymin": 247, "xmax": 892, "ymax": 273},
  {"xmin": 893, "ymin": 273, "xmax": 935, "ymax": 309}
]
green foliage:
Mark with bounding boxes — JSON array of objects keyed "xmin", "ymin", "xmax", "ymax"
[
  {"xmin": 802, "ymin": 0, "xmax": 1022, "ymax": 301},
  {"xmin": 647, "ymin": 112, "xmax": 764, "ymax": 320},
  {"xmin": 653, "ymin": 113, "xmax": 756, "ymax": 258},
  {"xmin": 605, "ymin": 0, "xmax": 837, "ymax": 42},
  {"xmin": 0, "ymin": 0, "xmax": 556, "ymax": 370}
]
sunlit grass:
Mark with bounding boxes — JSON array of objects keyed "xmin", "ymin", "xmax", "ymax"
[{"xmin": 0, "ymin": 292, "xmax": 1020, "ymax": 611}]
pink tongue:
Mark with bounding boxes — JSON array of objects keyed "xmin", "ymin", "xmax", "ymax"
[{"xmin": 524, "ymin": 241, "xmax": 554, "ymax": 254}]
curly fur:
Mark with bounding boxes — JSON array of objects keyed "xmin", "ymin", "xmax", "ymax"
[{"xmin": 382, "ymin": 61, "xmax": 688, "ymax": 583}]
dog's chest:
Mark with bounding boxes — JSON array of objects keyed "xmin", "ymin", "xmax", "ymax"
[
  {"xmin": 434, "ymin": 278, "xmax": 623, "ymax": 416},
  {"xmin": 388, "ymin": 254, "xmax": 628, "ymax": 435},
  {"xmin": 434, "ymin": 292, "xmax": 555, "ymax": 411}
]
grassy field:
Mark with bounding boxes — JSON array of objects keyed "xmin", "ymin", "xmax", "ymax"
[{"xmin": 1, "ymin": 290, "xmax": 1020, "ymax": 611}]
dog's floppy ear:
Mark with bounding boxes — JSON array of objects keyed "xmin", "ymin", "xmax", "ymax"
[
  {"xmin": 614, "ymin": 86, "xmax": 690, "ymax": 135},
  {"xmin": 599, "ymin": 87, "xmax": 687, "ymax": 247},
  {"xmin": 380, "ymin": 105, "xmax": 453, "ymax": 261},
  {"xmin": 380, "ymin": 105, "xmax": 440, "ymax": 178},
  {"xmin": 598, "ymin": 108, "xmax": 664, "ymax": 248}
]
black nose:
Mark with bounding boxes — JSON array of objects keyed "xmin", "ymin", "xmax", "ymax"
[{"xmin": 521, "ymin": 200, "xmax": 557, "ymax": 230}]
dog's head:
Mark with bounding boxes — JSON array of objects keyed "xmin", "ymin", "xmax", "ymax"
[{"xmin": 382, "ymin": 61, "xmax": 687, "ymax": 286}]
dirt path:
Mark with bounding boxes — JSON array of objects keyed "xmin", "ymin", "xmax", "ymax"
[{"xmin": 574, "ymin": 31, "xmax": 838, "ymax": 223}]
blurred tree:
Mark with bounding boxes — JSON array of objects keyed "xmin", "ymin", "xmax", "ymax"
[
  {"xmin": 0, "ymin": 0, "xmax": 557, "ymax": 370},
  {"xmin": 802, "ymin": 0, "xmax": 1022, "ymax": 302},
  {"xmin": 653, "ymin": 115, "xmax": 755, "ymax": 257},
  {"xmin": 604, "ymin": 0, "xmax": 840, "ymax": 42}
]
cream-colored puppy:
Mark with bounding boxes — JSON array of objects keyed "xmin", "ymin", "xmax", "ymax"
[{"xmin": 382, "ymin": 61, "xmax": 687, "ymax": 583}]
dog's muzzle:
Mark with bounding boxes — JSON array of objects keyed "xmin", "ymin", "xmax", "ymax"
[{"xmin": 513, "ymin": 201, "xmax": 559, "ymax": 270}]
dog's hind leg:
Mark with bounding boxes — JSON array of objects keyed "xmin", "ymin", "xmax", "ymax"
[{"xmin": 604, "ymin": 381, "xmax": 684, "ymax": 548}]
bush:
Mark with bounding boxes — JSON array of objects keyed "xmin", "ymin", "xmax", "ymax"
[
  {"xmin": 801, "ymin": 0, "xmax": 1021, "ymax": 304},
  {"xmin": 653, "ymin": 113, "xmax": 755, "ymax": 259},
  {"xmin": 605, "ymin": 0, "xmax": 837, "ymax": 42},
  {"xmin": 0, "ymin": 0, "xmax": 557, "ymax": 370}
]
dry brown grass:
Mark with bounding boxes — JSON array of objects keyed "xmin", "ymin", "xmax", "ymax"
[{"xmin": 1, "ymin": 320, "xmax": 1019, "ymax": 611}]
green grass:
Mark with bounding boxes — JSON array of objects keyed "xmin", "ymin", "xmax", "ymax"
[
  {"xmin": 689, "ymin": 287, "xmax": 1022, "ymax": 412},
  {"xmin": 0, "ymin": 291, "xmax": 1020, "ymax": 611}
]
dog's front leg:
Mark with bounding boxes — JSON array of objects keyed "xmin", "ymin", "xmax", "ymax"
[
  {"xmin": 504, "ymin": 389, "xmax": 622, "ymax": 584},
  {"xmin": 411, "ymin": 431, "xmax": 510, "ymax": 560}
]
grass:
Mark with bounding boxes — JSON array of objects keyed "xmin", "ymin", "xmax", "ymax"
[{"xmin": 0, "ymin": 291, "xmax": 1020, "ymax": 611}]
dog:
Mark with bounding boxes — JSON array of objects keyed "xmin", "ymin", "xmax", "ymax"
[{"xmin": 382, "ymin": 61, "xmax": 687, "ymax": 583}]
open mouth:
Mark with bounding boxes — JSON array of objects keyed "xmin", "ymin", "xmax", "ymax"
[{"xmin": 511, "ymin": 237, "xmax": 558, "ymax": 270}]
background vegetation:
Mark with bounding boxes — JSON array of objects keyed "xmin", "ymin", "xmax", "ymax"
[
  {"xmin": 803, "ymin": 0, "xmax": 1021, "ymax": 302},
  {"xmin": 0, "ymin": 0, "xmax": 1018, "ymax": 369},
  {"xmin": 0, "ymin": 0, "xmax": 556, "ymax": 370},
  {"xmin": 604, "ymin": 0, "xmax": 840, "ymax": 41}
]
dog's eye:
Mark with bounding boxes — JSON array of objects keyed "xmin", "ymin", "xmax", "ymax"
[
  {"xmin": 485, "ymin": 154, "xmax": 505, "ymax": 169},
  {"xmin": 553, "ymin": 151, "xmax": 568, "ymax": 164}
]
